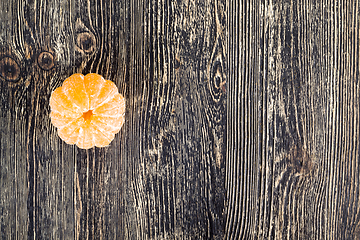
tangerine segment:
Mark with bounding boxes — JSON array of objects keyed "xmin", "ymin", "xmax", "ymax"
[
  {"xmin": 91, "ymin": 115, "xmax": 125, "ymax": 134},
  {"xmin": 93, "ymin": 93, "xmax": 125, "ymax": 117},
  {"xmin": 90, "ymin": 80, "xmax": 118, "ymax": 109},
  {"xmin": 93, "ymin": 126, "xmax": 115, "ymax": 147},
  {"xmin": 62, "ymin": 73, "xmax": 89, "ymax": 111},
  {"xmin": 83, "ymin": 73, "xmax": 105, "ymax": 109},
  {"xmin": 77, "ymin": 122, "xmax": 114, "ymax": 149},
  {"xmin": 57, "ymin": 117, "xmax": 84, "ymax": 145},
  {"xmin": 50, "ymin": 111, "xmax": 78, "ymax": 128},
  {"xmin": 76, "ymin": 122, "xmax": 96, "ymax": 149},
  {"xmin": 50, "ymin": 88, "xmax": 82, "ymax": 118}
]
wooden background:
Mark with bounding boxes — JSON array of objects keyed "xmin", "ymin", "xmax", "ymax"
[{"xmin": 0, "ymin": 0, "xmax": 359, "ymax": 239}]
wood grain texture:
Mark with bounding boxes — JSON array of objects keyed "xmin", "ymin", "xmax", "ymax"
[
  {"xmin": 226, "ymin": 0, "xmax": 360, "ymax": 239},
  {"xmin": 1, "ymin": 0, "xmax": 360, "ymax": 239},
  {"xmin": 0, "ymin": 0, "xmax": 226, "ymax": 239}
]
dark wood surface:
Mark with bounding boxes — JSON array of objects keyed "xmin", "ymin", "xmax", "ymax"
[
  {"xmin": 226, "ymin": 0, "xmax": 360, "ymax": 239},
  {"xmin": 0, "ymin": 0, "xmax": 359, "ymax": 239}
]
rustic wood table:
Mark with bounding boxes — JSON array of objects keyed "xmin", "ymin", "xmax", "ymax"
[{"xmin": 0, "ymin": 0, "xmax": 359, "ymax": 239}]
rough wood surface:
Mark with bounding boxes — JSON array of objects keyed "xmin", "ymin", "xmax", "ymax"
[
  {"xmin": 0, "ymin": 0, "xmax": 226, "ymax": 239},
  {"xmin": 226, "ymin": 0, "xmax": 360, "ymax": 239},
  {"xmin": 0, "ymin": 0, "xmax": 359, "ymax": 239}
]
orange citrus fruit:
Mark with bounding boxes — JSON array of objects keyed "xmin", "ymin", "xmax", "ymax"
[{"xmin": 49, "ymin": 73, "xmax": 125, "ymax": 149}]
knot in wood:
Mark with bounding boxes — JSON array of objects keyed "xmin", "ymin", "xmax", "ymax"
[
  {"xmin": 38, "ymin": 51, "xmax": 55, "ymax": 70},
  {"xmin": 288, "ymin": 145, "xmax": 313, "ymax": 176},
  {"xmin": 76, "ymin": 32, "xmax": 96, "ymax": 53},
  {"xmin": 0, "ymin": 56, "xmax": 20, "ymax": 82}
]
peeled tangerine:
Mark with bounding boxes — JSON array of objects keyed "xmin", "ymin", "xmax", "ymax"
[{"xmin": 50, "ymin": 73, "xmax": 125, "ymax": 149}]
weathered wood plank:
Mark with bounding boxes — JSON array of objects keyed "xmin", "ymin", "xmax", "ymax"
[
  {"xmin": 0, "ymin": 0, "xmax": 35, "ymax": 239},
  {"xmin": 226, "ymin": 0, "xmax": 360, "ymax": 239},
  {"xmin": 1, "ymin": 0, "xmax": 360, "ymax": 239},
  {"xmin": 1, "ymin": 0, "xmax": 226, "ymax": 239},
  {"xmin": 130, "ymin": 0, "xmax": 227, "ymax": 238}
]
